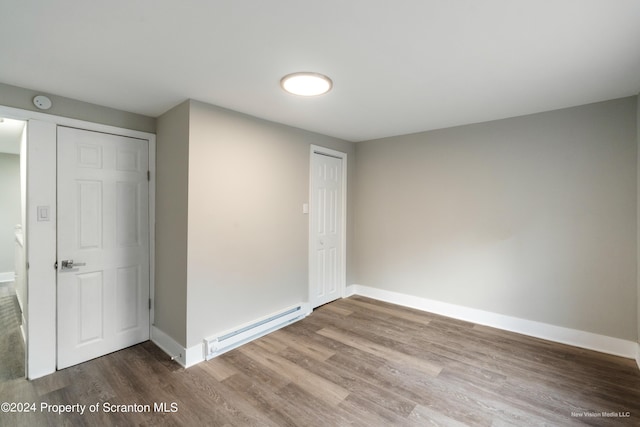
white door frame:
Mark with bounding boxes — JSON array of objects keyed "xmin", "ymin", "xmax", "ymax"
[
  {"xmin": 308, "ymin": 144, "xmax": 347, "ymax": 309},
  {"xmin": 0, "ymin": 104, "xmax": 156, "ymax": 379}
]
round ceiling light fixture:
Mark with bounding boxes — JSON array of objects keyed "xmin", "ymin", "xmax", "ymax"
[{"xmin": 280, "ymin": 72, "xmax": 333, "ymax": 96}]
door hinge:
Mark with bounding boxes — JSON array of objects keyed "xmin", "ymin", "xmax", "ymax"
[
  {"xmin": 147, "ymin": 170, "xmax": 150, "ymax": 181},
  {"xmin": 54, "ymin": 261, "xmax": 58, "ymax": 270},
  {"xmin": 149, "ymin": 298, "xmax": 152, "ymax": 310}
]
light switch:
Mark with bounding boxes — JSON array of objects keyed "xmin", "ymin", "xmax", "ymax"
[
  {"xmin": 37, "ymin": 206, "xmax": 50, "ymax": 222},
  {"xmin": 302, "ymin": 203, "xmax": 309, "ymax": 214}
]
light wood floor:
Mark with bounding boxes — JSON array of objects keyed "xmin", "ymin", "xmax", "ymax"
[{"xmin": 1, "ymin": 296, "xmax": 639, "ymax": 426}]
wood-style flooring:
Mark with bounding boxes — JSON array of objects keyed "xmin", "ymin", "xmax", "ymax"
[
  {"xmin": 0, "ymin": 281, "xmax": 24, "ymax": 382},
  {"xmin": 1, "ymin": 296, "xmax": 639, "ymax": 426}
]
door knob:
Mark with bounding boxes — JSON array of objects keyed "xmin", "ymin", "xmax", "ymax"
[{"xmin": 60, "ymin": 259, "xmax": 86, "ymax": 270}]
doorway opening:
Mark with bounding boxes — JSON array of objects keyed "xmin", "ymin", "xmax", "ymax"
[{"xmin": 0, "ymin": 117, "xmax": 27, "ymax": 381}]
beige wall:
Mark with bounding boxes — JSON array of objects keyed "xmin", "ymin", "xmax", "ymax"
[
  {"xmin": 185, "ymin": 100, "xmax": 354, "ymax": 347},
  {"xmin": 154, "ymin": 101, "xmax": 190, "ymax": 346},
  {"xmin": 154, "ymin": 99, "xmax": 354, "ymax": 349},
  {"xmin": 0, "ymin": 82, "xmax": 155, "ymax": 133},
  {"xmin": 0, "ymin": 154, "xmax": 21, "ymax": 273},
  {"xmin": 637, "ymin": 94, "xmax": 640, "ymax": 345},
  {"xmin": 354, "ymin": 97, "xmax": 638, "ymax": 341}
]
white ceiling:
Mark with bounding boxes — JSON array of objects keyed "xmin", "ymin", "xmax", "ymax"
[
  {"xmin": 0, "ymin": 1, "xmax": 639, "ymax": 142},
  {"xmin": 0, "ymin": 119, "xmax": 25, "ymax": 154}
]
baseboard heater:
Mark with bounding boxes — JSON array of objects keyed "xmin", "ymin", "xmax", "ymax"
[{"xmin": 204, "ymin": 303, "xmax": 307, "ymax": 360}]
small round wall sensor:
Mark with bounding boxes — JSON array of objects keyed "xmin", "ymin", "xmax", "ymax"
[{"xmin": 33, "ymin": 95, "xmax": 52, "ymax": 110}]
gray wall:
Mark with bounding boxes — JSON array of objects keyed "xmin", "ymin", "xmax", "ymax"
[
  {"xmin": 354, "ymin": 97, "xmax": 638, "ymax": 341},
  {"xmin": 637, "ymin": 94, "xmax": 640, "ymax": 345},
  {"xmin": 0, "ymin": 82, "xmax": 155, "ymax": 133},
  {"xmin": 0, "ymin": 154, "xmax": 21, "ymax": 273},
  {"xmin": 155, "ymin": 101, "xmax": 190, "ymax": 346},
  {"xmin": 185, "ymin": 100, "xmax": 354, "ymax": 347}
]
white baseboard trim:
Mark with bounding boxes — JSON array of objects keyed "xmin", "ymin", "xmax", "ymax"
[
  {"xmin": 151, "ymin": 326, "xmax": 203, "ymax": 368},
  {"xmin": 185, "ymin": 343, "xmax": 205, "ymax": 368},
  {"xmin": 0, "ymin": 271, "xmax": 15, "ymax": 283},
  {"xmin": 344, "ymin": 284, "xmax": 357, "ymax": 297},
  {"xmin": 15, "ymin": 291, "xmax": 25, "ymax": 313},
  {"xmin": 347, "ymin": 285, "xmax": 637, "ymax": 359}
]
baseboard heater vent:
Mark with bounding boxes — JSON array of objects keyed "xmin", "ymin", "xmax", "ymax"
[{"xmin": 204, "ymin": 303, "xmax": 307, "ymax": 360}]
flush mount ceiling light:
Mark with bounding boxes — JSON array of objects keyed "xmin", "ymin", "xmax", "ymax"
[{"xmin": 280, "ymin": 72, "xmax": 333, "ymax": 96}]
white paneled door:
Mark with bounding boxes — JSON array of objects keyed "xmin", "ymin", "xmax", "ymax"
[
  {"xmin": 310, "ymin": 148, "xmax": 345, "ymax": 308},
  {"xmin": 57, "ymin": 127, "xmax": 150, "ymax": 369}
]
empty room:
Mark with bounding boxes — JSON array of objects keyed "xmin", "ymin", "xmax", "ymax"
[{"xmin": 0, "ymin": 1, "xmax": 639, "ymax": 426}]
